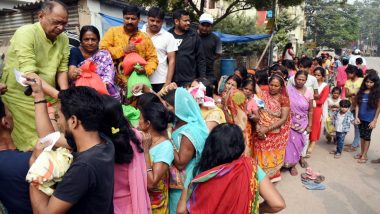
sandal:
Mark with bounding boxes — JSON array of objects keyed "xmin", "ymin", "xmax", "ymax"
[
  {"xmin": 304, "ymin": 182, "xmax": 326, "ymax": 190},
  {"xmin": 334, "ymin": 153, "xmax": 341, "ymax": 159},
  {"xmin": 371, "ymin": 159, "xmax": 380, "ymax": 164},
  {"xmin": 354, "ymin": 154, "xmax": 362, "ymax": 159},
  {"xmin": 358, "ymin": 158, "xmax": 368, "ymax": 164}
]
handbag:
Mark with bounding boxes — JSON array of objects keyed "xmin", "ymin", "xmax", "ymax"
[{"xmin": 168, "ymin": 139, "xmax": 187, "ymax": 189}]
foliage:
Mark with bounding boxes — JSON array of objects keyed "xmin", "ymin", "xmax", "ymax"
[
  {"xmin": 126, "ymin": 0, "xmax": 304, "ymax": 24},
  {"xmin": 304, "ymin": 0, "xmax": 360, "ymax": 50},
  {"xmin": 273, "ymin": 11, "xmax": 300, "ymax": 51},
  {"xmin": 352, "ymin": 0, "xmax": 380, "ymax": 55}
]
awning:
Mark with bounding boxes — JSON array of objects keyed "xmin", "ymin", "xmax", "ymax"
[{"xmin": 99, "ymin": 13, "xmax": 271, "ymax": 43}]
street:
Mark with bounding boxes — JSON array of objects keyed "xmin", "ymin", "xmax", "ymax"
[{"xmin": 277, "ymin": 57, "xmax": 380, "ymax": 214}]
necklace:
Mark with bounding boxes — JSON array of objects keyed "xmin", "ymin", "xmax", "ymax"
[{"xmin": 151, "ymin": 135, "xmax": 166, "ymax": 147}]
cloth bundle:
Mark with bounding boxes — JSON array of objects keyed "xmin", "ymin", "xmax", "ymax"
[{"xmin": 26, "ymin": 147, "xmax": 73, "ymax": 196}]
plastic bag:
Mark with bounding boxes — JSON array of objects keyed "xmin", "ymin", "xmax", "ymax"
[
  {"xmin": 122, "ymin": 52, "xmax": 147, "ymax": 76},
  {"xmin": 75, "ymin": 60, "xmax": 109, "ymax": 95},
  {"xmin": 26, "ymin": 147, "xmax": 73, "ymax": 195}
]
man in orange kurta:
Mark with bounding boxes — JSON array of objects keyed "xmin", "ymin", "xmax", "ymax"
[{"xmin": 100, "ymin": 5, "xmax": 158, "ymax": 95}]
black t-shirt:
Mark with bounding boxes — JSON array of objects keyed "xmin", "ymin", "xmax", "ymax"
[
  {"xmin": 0, "ymin": 150, "xmax": 32, "ymax": 214},
  {"xmin": 200, "ymin": 33, "xmax": 221, "ymax": 78},
  {"xmin": 53, "ymin": 137, "xmax": 115, "ymax": 214}
]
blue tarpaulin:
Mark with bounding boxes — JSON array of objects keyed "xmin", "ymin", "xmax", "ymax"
[{"xmin": 99, "ymin": 13, "xmax": 271, "ymax": 43}]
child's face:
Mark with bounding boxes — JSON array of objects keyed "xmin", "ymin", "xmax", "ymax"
[
  {"xmin": 332, "ymin": 91, "xmax": 340, "ymax": 99},
  {"xmin": 348, "ymin": 73, "xmax": 355, "ymax": 79},
  {"xmin": 190, "ymin": 80, "xmax": 199, "ymax": 88},
  {"xmin": 243, "ymin": 84, "xmax": 254, "ymax": 97},
  {"xmin": 365, "ymin": 79, "xmax": 374, "ymax": 90},
  {"xmin": 340, "ymin": 107, "xmax": 349, "ymax": 113}
]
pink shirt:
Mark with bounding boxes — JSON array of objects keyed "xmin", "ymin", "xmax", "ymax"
[{"xmin": 336, "ymin": 66, "xmax": 348, "ymax": 87}]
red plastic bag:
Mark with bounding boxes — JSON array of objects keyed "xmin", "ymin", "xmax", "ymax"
[
  {"xmin": 75, "ymin": 61, "xmax": 109, "ymax": 95},
  {"xmin": 122, "ymin": 52, "xmax": 147, "ymax": 76}
]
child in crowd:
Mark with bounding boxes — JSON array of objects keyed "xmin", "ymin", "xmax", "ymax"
[
  {"xmin": 354, "ymin": 72, "xmax": 380, "ymax": 163},
  {"xmin": 242, "ymin": 78, "xmax": 259, "ymax": 122},
  {"xmin": 330, "ymin": 100, "xmax": 354, "ymax": 159},
  {"xmin": 325, "ymin": 87, "xmax": 342, "ymax": 143}
]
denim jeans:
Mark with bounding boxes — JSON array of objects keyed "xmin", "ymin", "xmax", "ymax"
[
  {"xmin": 336, "ymin": 131, "xmax": 347, "ymax": 154},
  {"xmin": 351, "ymin": 125, "xmax": 360, "ymax": 148}
]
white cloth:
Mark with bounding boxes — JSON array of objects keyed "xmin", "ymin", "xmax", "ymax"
[
  {"xmin": 335, "ymin": 112, "xmax": 346, "ymax": 132},
  {"xmin": 142, "ymin": 24, "xmax": 178, "ymax": 84},
  {"xmin": 284, "ymin": 48, "xmax": 294, "ymax": 60},
  {"xmin": 349, "ymin": 55, "xmax": 366, "ymax": 66}
]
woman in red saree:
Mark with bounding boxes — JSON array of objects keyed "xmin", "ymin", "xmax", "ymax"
[
  {"xmin": 252, "ymin": 75, "xmax": 291, "ymax": 182},
  {"xmin": 187, "ymin": 124, "xmax": 285, "ymax": 214}
]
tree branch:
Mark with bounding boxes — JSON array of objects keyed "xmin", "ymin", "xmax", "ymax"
[
  {"xmin": 188, "ymin": 0, "xmax": 202, "ymax": 15},
  {"xmin": 214, "ymin": 1, "xmax": 254, "ymax": 25}
]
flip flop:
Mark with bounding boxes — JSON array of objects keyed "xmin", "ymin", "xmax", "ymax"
[
  {"xmin": 358, "ymin": 158, "xmax": 368, "ymax": 164},
  {"xmin": 302, "ymin": 180, "xmax": 320, "ymax": 186},
  {"xmin": 304, "ymin": 183, "xmax": 326, "ymax": 190},
  {"xmin": 371, "ymin": 159, "xmax": 380, "ymax": 164},
  {"xmin": 354, "ymin": 154, "xmax": 362, "ymax": 159}
]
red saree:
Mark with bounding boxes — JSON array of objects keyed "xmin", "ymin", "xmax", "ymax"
[{"xmin": 187, "ymin": 156, "xmax": 259, "ymax": 214}]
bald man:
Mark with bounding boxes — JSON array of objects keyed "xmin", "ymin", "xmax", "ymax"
[{"xmin": 1, "ymin": 0, "xmax": 69, "ymax": 151}]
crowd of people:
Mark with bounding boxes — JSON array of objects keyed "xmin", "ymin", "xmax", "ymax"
[{"xmin": 0, "ymin": 0, "xmax": 379, "ymax": 214}]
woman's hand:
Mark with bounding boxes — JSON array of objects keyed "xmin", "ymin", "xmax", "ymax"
[
  {"xmin": 0, "ymin": 83, "xmax": 7, "ymax": 95},
  {"xmin": 369, "ymin": 120, "xmax": 377, "ymax": 129},
  {"xmin": 257, "ymin": 126, "xmax": 268, "ymax": 139},
  {"xmin": 141, "ymin": 132, "xmax": 152, "ymax": 151},
  {"xmin": 306, "ymin": 126, "xmax": 311, "ymax": 133},
  {"xmin": 68, "ymin": 67, "xmax": 82, "ymax": 80},
  {"xmin": 354, "ymin": 118, "xmax": 361, "ymax": 125}
]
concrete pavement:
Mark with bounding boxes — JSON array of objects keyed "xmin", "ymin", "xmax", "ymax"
[{"xmin": 276, "ymin": 57, "xmax": 380, "ymax": 214}]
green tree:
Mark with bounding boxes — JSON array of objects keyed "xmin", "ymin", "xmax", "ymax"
[
  {"xmin": 305, "ymin": 0, "xmax": 359, "ymax": 50},
  {"xmin": 353, "ymin": 0, "xmax": 380, "ymax": 55},
  {"xmin": 127, "ymin": 0, "xmax": 304, "ymax": 25}
]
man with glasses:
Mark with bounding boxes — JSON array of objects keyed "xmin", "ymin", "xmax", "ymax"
[{"xmin": 0, "ymin": 0, "xmax": 69, "ymax": 151}]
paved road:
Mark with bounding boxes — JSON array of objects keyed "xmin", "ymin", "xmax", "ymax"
[{"xmin": 277, "ymin": 57, "xmax": 380, "ymax": 214}]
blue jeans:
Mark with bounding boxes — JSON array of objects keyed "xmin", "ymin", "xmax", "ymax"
[
  {"xmin": 351, "ymin": 125, "xmax": 360, "ymax": 148},
  {"xmin": 336, "ymin": 132, "xmax": 347, "ymax": 154}
]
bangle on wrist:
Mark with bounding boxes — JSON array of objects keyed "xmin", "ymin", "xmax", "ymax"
[
  {"xmin": 34, "ymin": 99, "xmax": 47, "ymax": 105},
  {"xmin": 147, "ymin": 168, "xmax": 153, "ymax": 172}
]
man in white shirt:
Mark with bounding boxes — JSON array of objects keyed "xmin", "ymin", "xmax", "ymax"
[
  {"xmin": 349, "ymin": 49, "xmax": 366, "ymax": 66},
  {"xmin": 142, "ymin": 7, "xmax": 177, "ymax": 92}
]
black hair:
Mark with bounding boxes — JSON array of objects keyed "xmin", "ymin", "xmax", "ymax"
[
  {"xmin": 140, "ymin": 102, "xmax": 171, "ymax": 132},
  {"xmin": 242, "ymin": 78, "xmax": 256, "ymax": 94},
  {"xmin": 366, "ymin": 69, "xmax": 378, "ymax": 76},
  {"xmin": 282, "ymin": 59, "xmax": 296, "ymax": 70},
  {"xmin": 79, "ymin": 25, "xmax": 100, "ymax": 42},
  {"xmin": 282, "ymin": 42, "xmax": 293, "ymax": 58},
  {"xmin": 173, "ymin": 9, "xmax": 189, "ymax": 20},
  {"xmin": 339, "ymin": 99, "xmax": 351, "ymax": 108},
  {"xmin": 346, "ymin": 65, "xmax": 363, "ymax": 77},
  {"xmin": 195, "ymin": 124, "xmax": 245, "ymax": 174},
  {"xmin": 162, "ymin": 89, "xmax": 176, "ymax": 107},
  {"xmin": 100, "ymin": 95, "xmax": 142, "ymax": 164},
  {"xmin": 256, "ymin": 69, "xmax": 269, "ymax": 86},
  {"xmin": 355, "ymin": 57, "xmax": 363, "ymax": 65},
  {"xmin": 299, "ymin": 57, "xmax": 313, "ymax": 69},
  {"xmin": 0, "ymin": 98, "xmax": 5, "ymax": 119},
  {"xmin": 357, "ymin": 71, "xmax": 380, "ymax": 109},
  {"xmin": 123, "ymin": 5, "xmax": 140, "ymax": 17},
  {"xmin": 235, "ymin": 67, "xmax": 248, "ymax": 80},
  {"xmin": 148, "ymin": 7, "xmax": 165, "ymax": 19},
  {"xmin": 342, "ymin": 58, "xmax": 349, "ymax": 66},
  {"xmin": 331, "ymin": 86, "xmax": 342, "ymax": 95},
  {"xmin": 294, "ymin": 70, "xmax": 308, "ymax": 80},
  {"xmin": 313, "ymin": 66, "xmax": 326, "ymax": 78},
  {"xmin": 58, "ymin": 86, "xmax": 104, "ymax": 132},
  {"xmin": 226, "ymin": 75, "xmax": 242, "ymax": 88},
  {"xmin": 137, "ymin": 93, "xmax": 161, "ymax": 110},
  {"xmin": 269, "ymin": 74, "xmax": 285, "ymax": 87},
  {"xmin": 40, "ymin": 0, "xmax": 68, "ymax": 14}
]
